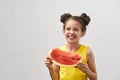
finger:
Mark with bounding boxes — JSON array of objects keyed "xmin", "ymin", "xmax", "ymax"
[
  {"xmin": 78, "ymin": 63, "xmax": 86, "ymax": 67},
  {"xmin": 79, "ymin": 64, "xmax": 88, "ymax": 69},
  {"xmin": 79, "ymin": 62, "xmax": 84, "ymax": 65},
  {"xmin": 44, "ymin": 59, "xmax": 51, "ymax": 62},
  {"xmin": 74, "ymin": 65, "xmax": 78, "ymax": 68},
  {"xmin": 44, "ymin": 59, "xmax": 53, "ymax": 64},
  {"xmin": 45, "ymin": 61, "xmax": 52, "ymax": 64},
  {"xmin": 75, "ymin": 64, "xmax": 82, "ymax": 69},
  {"xmin": 47, "ymin": 57, "xmax": 52, "ymax": 60},
  {"xmin": 77, "ymin": 63, "xmax": 86, "ymax": 69}
]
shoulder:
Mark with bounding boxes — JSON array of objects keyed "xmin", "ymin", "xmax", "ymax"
[
  {"xmin": 80, "ymin": 44, "xmax": 94, "ymax": 58},
  {"xmin": 80, "ymin": 44, "xmax": 88, "ymax": 48},
  {"xmin": 86, "ymin": 47, "xmax": 97, "ymax": 77},
  {"xmin": 87, "ymin": 47, "xmax": 94, "ymax": 55},
  {"xmin": 86, "ymin": 47, "xmax": 95, "ymax": 62}
]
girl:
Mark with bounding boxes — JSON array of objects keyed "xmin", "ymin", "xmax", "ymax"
[{"xmin": 44, "ymin": 13, "xmax": 97, "ymax": 80}]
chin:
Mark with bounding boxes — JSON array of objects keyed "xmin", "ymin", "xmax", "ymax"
[{"xmin": 67, "ymin": 41, "xmax": 76, "ymax": 44}]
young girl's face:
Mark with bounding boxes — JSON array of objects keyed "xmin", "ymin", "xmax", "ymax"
[{"xmin": 63, "ymin": 19, "xmax": 85, "ymax": 44}]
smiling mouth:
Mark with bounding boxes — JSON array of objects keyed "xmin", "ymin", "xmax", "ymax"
[{"xmin": 68, "ymin": 36, "xmax": 76, "ymax": 40}]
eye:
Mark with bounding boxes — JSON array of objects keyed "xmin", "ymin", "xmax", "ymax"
[
  {"xmin": 73, "ymin": 28, "xmax": 79, "ymax": 31},
  {"xmin": 65, "ymin": 27, "xmax": 71, "ymax": 31}
]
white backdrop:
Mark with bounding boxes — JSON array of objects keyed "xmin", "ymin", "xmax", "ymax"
[{"xmin": 0, "ymin": 0, "xmax": 120, "ymax": 80}]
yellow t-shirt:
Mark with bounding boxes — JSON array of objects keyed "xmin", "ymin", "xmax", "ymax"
[{"xmin": 59, "ymin": 44, "xmax": 88, "ymax": 80}]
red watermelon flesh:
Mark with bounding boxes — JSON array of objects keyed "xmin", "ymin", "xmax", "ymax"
[{"xmin": 49, "ymin": 48, "xmax": 82, "ymax": 67}]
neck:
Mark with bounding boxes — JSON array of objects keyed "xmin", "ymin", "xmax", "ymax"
[{"xmin": 65, "ymin": 43, "xmax": 80, "ymax": 53}]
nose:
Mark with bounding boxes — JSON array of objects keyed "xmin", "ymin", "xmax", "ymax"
[{"xmin": 70, "ymin": 30, "xmax": 74, "ymax": 33}]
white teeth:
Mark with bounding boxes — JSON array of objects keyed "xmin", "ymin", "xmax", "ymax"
[
  {"xmin": 69, "ymin": 36, "xmax": 75, "ymax": 39},
  {"xmin": 69, "ymin": 36, "xmax": 74, "ymax": 38}
]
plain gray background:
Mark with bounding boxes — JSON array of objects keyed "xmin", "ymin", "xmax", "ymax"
[{"xmin": 0, "ymin": 0, "xmax": 120, "ymax": 80}]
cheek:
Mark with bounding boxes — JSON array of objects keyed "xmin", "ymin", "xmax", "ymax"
[
  {"xmin": 77, "ymin": 32, "xmax": 82, "ymax": 37},
  {"xmin": 80, "ymin": 33, "xmax": 84, "ymax": 37},
  {"xmin": 63, "ymin": 31, "xmax": 67, "ymax": 36},
  {"xmin": 64, "ymin": 33, "xmax": 68, "ymax": 37},
  {"xmin": 63, "ymin": 30, "xmax": 69, "ymax": 34}
]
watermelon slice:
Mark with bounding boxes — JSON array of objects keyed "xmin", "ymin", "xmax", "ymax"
[{"xmin": 49, "ymin": 48, "xmax": 82, "ymax": 67}]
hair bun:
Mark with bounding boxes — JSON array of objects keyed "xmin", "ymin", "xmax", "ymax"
[
  {"xmin": 60, "ymin": 13, "xmax": 72, "ymax": 23},
  {"xmin": 80, "ymin": 13, "xmax": 91, "ymax": 26}
]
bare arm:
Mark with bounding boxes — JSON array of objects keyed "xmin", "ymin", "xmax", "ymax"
[
  {"xmin": 53, "ymin": 64, "xmax": 60, "ymax": 80},
  {"xmin": 76, "ymin": 47, "xmax": 97, "ymax": 80},
  {"xmin": 45, "ymin": 57, "xmax": 60, "ymax": 80},
  {"xmin": 86, "ymin": 47, "xmax": 97, "ymax": 80}
]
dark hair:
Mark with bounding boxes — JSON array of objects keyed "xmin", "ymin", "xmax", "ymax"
[{"xmin": 60, "ymin": 13, "xmax": 91, "ymax": 32}]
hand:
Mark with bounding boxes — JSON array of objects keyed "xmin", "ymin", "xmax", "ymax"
[
  {"xmin": 75, "ymin": 62, "xmax": 90, "ymax": 73},
  {"xmin": 44, "ymin": 57, "xmax": 53, "ymax": 68}
]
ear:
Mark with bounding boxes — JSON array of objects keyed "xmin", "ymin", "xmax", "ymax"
[
  {"xmin": 62, "ymin": 28, "xmax": 65, "ymax": 33},
  {"xmin": 81, "ymin": 31, "xmax": 86, "ymax": 37}
]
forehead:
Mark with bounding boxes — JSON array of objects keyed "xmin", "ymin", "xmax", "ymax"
[{"xmin": 65, "ymin": 19, "xmax": 81, "ymax": 28}]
